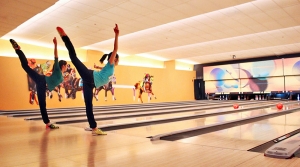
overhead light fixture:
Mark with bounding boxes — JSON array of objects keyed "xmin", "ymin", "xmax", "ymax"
[{"xmin": 136, "ymin": 53, "xmax": 168, "ymax": 61}]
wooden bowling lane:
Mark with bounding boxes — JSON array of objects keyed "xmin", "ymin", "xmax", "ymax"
[
  {"xmin": 3, "ymin": 100, "xmax": 220, "ymax": 117},
  {"xmin": 29, "ymin": 100, "xmax": 231, "ymax": 119},
  {"xmin": 13, "ymin": 100, "xmax": 238, "ymax": 119},
  {"xmin": 4, "ymin": 100, "xmax": 208, "ymax": 117},
  {"xmin": 27, "ymin": 100, "xmax": 267, "ymax": 124},
  {"xmin": 91, "ymin": 102, "xmax": 300, "ymax": 138},
  {"xmin": 176, "ymin": 109, "xmax": 300, "ymax": 151},
  {"xmin": 65, "ymin": 100, "xmax": 280, "ymax": 129}
]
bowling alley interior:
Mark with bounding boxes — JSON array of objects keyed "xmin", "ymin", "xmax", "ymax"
[{"xmin": 2, "ymin": 0, "xmax": 300, "ymax": 166}]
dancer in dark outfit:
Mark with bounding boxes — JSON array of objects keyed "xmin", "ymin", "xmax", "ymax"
[
  {"xmin": 10, "ymin": 37, "xmax": 67, "ymax": 129},
  {"xmin": 56, "ymin": 24, "xmax": 119, "ymax": 135}
]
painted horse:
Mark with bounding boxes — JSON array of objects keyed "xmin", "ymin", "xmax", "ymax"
[
  {"xmin": 27, "ymin": 60, "xmax": 64, "ymax": 104},
  {"xmin": 62, "ymin": 68, "xmax": 83, "ymax": 99},
  {"xmin": 134, "ymin": 78, "xmax": 156, "ymax": 103},
  {"xmin": 93, "ymin": 74, "xmax": 116, "ymax": 101}
]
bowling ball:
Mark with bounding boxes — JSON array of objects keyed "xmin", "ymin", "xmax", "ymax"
[
  {"xmin": 233, "ymin": 104, "xmax": 239, "ymax": 109},
  {"xmin": 276, "ymin": 103, "xmax": 283, "ymax": 110}
]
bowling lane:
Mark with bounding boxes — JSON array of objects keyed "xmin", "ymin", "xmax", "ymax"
[
  {"xmin": 6, "ymin": 100, "xmax": 235, "ymax": 117},
  {"xmin": 79, "ymin": 102, "xmax": 300, "ymax": 138},
  {"xmin": 8, "ymin": 100, "xmax": 216, "ymax": 117},
  {"xmin": 176, "ymin": 104, "xmax": 300, "ymax": 151},
  {"xmin": 22, "ymin": 100, "xmax": 242, "ymax": 119},
  {"xmin": 64, "ymin": 101, "xmax": 279, "ymax": 129},
  {"xmin": 51, "ymin": 100, "xmax": 271, "ymax": 124}
]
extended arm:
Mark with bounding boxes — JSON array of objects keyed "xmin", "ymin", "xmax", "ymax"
[
  {"xmin": 53, "ymin": 37, "xmax": 58, "ymax": 59},
  {"xmin": 52, "ymin": 37, "xmax": 59, "ymax": 73},
  {"xmin": 94, "ymin": 63, "xmax": 103, "ymax": 69},
  {"xmin": 108, "ymin": 24, "xmax": 119, "ymax": 65}
]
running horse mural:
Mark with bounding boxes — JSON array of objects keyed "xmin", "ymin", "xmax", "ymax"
[
  {"xmin": 62, "ymin": 66, "xmax": 83, "ymax": 99},
  {"xmin": 27, "ymin": 59, "xmax": 63, "ymax": 104},
  {"xmin": 93, "ymin": 74, "xmax": 116, "ymax": 101},
  {"xmin": 134, "ymin": 74, "xmax": 157, "ymax": 103}
]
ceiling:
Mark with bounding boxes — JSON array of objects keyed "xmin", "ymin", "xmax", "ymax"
[{"xmin": 1, "ymin": 0, "xmax": 300, "ymax": 64}]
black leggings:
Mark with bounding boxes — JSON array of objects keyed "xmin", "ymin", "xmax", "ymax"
[
  {"xmin": 16, "ymin": 50, "xmax": 49, "ymax": 124},
  {"xmin": 61, "ymin": 36, "xmax": 97, "ymax": 128}
]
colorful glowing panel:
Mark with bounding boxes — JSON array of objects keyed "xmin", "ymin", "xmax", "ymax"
[
  {"xmin": 240, "ymin": 77, "xmax": 284, "ymax": 92},
  {"xmin": 283, "ymin": 57, "xmax": 300, "ymax": 76},
  {"xmin": 203, "ymin": 64, "xmax": 239, "ymax": 81},
  {"xmin": 239, "ymin": 59, "xmax": 283, "ymax": 78},
  {"xmin": 205, "ymin": 79, "xmax": 240, "ymax": 93},
  {"xmin": 285, "ymin": 76, "xmax": 300, "ymax": 91}
]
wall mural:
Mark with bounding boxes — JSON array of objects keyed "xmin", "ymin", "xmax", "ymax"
[
  {"xmin": 284, "ymin": 57, "xmax": 300, "ymax": 91},
  {"xmin": 204, "ymin": 58, "xmax": 300, "ymax": 93},
  {"xmin": 134, "ymin": 73, "xmax": 157, "ymax": 103},
  {"xmin": 26, "ymin": 60, "xmax": 119, "ymax": 105},
  {"xmin": 204, "ymin": 64, "xmax": 239, "ymax": 81},
  {"xmin": 27, "ymin": 60, "xmax": 79, "ymax": 105},
  {"xmin": 240, "ymin": 77, "xmax": 284, "ymax": 92},
  {"xmin": 239, "ymin": 59, "xmax": 283, "ymax": 78},
  {"xmin": 27, "ymin": 59, "xmax": 62, "ymax": 104},
  {"xmin": 93, "ymin": 74, "xmax": 116, "ymax": 101},
  {"xmin": 204, "ymin": 80, "xmax": 240, "ymax": 93},
  {"xmin": 62, "ymin": 64, "xmax": 82, "ymax": 100},
  {"xmin": 203, "ymin": 64, "xmax": 239, "ymax": 93}
]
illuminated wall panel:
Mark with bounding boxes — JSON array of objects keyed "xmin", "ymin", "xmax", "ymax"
[
  {"xmin": 239, "ymin": 59, "xmax": 283, "ymax": 78},
  {"xmin": 283, "ymin": 57, "xmax": 300, "ymax": 76},
  {"xmin": 205, "ymin": 79, "xmax": 240, "ymax": 93},
  {"xmin": 285, "ymin": 76, "xmax": 300, "ymax": 91},
  {"xmin": 240, "ymin": 77, "xmax": 284, "ymax": 92},
  {"xmin": 203, "ymin": 64, "xmax": 239, "ymax": 81}
]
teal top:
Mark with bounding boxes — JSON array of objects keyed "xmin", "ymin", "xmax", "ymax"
[
  {"xmin": 45, "ymin": 58, "xmax": 63, "ymax": 91},
  {"xmin": 93, "ymin": 63, "xmax": 114, "ymax": 88}
]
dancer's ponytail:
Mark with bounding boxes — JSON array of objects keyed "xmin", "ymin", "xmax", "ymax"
[
  {"xmin": 99, "ymin": 54, "xmax": 108, "ymax": 64},
  {"xmin": 99, "ymin": 52, "xmax": 119, "ymax": 64}
]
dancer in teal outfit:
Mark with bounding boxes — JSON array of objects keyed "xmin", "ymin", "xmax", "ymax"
[
  {"xmin": 10, "ymin": 37, "xmax": 67, "ymax": 129},
  {"xmin": 57, "ymin": 24, "xmax": 119, "ymax": 135}
]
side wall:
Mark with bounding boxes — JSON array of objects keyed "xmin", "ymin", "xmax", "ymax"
[{"xmin": 0, "ymin": 40, "xmax": 195, "ymax": 110}]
